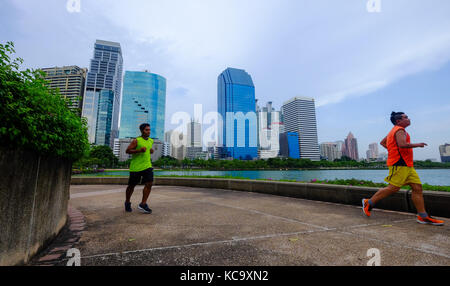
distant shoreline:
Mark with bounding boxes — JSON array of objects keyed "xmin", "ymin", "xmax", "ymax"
[{"xmin": 102, "ymin": 167, "xmax": 450, "ymax": 172}]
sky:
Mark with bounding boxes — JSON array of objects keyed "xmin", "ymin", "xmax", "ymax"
[{"xmin": 1, "ymin": 0, "xmax": 450, "ymax": 160}]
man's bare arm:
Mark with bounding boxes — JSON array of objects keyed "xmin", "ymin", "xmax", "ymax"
[
  {"xmin": 126, "ymin": 139, "xmax": 146, "ymax": 154},
  {"xmin": 395, "ymin": 130, "xmax": 427, "ymax": 148},
  {"xmin": 380, "ymin": 136, "xmax": 387, "ymax": 149}
]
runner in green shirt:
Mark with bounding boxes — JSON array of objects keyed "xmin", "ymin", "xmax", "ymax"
[{"xmin": 124, "ymin": 123, "xmax": 154, "ymax": 214}]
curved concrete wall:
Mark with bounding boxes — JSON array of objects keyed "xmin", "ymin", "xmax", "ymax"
[
  {"xmin": 0, "ymin": 149, "xmax": 72, "ymax": 266},
  {"xmin": 71, "ymin": 177, "xmax": 450, "ymax": 218}
]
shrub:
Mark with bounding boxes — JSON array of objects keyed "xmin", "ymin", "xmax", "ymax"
[{"xmin": 0, "ymin": 42, "xmax": 89, "ymax": 160}]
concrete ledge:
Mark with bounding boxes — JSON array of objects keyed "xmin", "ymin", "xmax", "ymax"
[
  {"xmin": 70, "ymin": 177, "xmax": 450, "ymax": 218},
  {"xmin": 0, "ymin": 149, "xmax": 72, "ymax": 266}
]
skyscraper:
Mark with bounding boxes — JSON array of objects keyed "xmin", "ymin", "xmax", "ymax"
[
  {"xmin": 119, "ymin": 71, "xmax": 166, "ymax": 141},
  {"xmin": 366, "ymin": 142, "xmax": 379, "ymax": 160},
  {"xmin": 95, "ymin": 89, "xmax": 115, "ymax": 146},
  {"xmin": 343, "ymin": 132, "xmax": 359, "ymax": 160},
  {"xmin": 186, "ymin": 119, "xmax": 203, "ymax": 159},
  {"xmin": 256, "ymin": 101, "xmax": 281, "ymax": 159},
  {"xmin": 281, "ymin": 97, "xmax": 320, "ymax": 161},
  {"xmin": 187, "ymin": 119, "xmax": 202, "ymax": 148},
  {"xmin": 335, "ymin": 140, "xmax": 344, "ymax": 159},
  {"xmin": 217, "ymin": 68, "xmax": 258, "ymax": 160},
  {"xmin": 320, "ymin": 142, "xmax": 340, "ymax": 161},
  {"xmin": 439, "ymin": 143, "xmax": 450, "ymax": 163},
  {"xmin": 165, "ymin": 130, "xmax": 186, "ymax": 160},
  {"xmin": 41, "ymin": 66, "xmax": 87, "ymax": 115},
  {"xmin": 82, "ymin": 40, "xmax": 123, "ymax": 146},
  {"xmin": 279, "ymin": 132, "xmax": 300, "ymax": 159}
]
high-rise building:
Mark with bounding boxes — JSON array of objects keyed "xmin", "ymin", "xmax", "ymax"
[
  {"xmin": 378, "ymin": 152, "xmax": 388, "ymax": 161},
  {"xmin": 151, "ymin": 139, "xmax": 164, "ymax": 161},
  {"xmin": 366, "ymin": 143, "xmax": 379, "ymax": 160},
  {"xmin": 439, "ymin": 143, "xmax": 450, "ymax": 163},
  {"xmin": 320, "ymin": 142, "xmax": 340, "ymax": 161},
  {"xmin": 342, "ymin": 132, "xmax": 359, "ymax": 160},
  {"xmin": 334, "ymin": 140, "xmax": 344, "ymax": 160},
  {"xmin": 113, "ymin": 138, "xmax": 132, "ymax": 162},
  {"xmin": 162, "ymin": 142, "xmax": 172, "ymax": 157},
  {"xmin": 165, "ymin": 130, "xmax": 186, "ymax": 160},
  {"xmin": 187, "ymin": 119, "xmax": 202, "ymax": 148},
  {"xmin": 279, "ymin": 132, "xmax": 300, "ymax": 159},
  {"xmin": 256, "ymin": 101, "xmax": 281, "ymax": 159},
  {"xmin": 281, "ymin": 97, "xmax": 320, "ymax": 161},
  {"xmin": 41, "ymin": 66, "xmax": 87, "ymax": 115},
  {"xmin": 207, "ymin": 141, "xmax": 219, "ymax": 160},
  {"xmin": 119, "ymin": 71, "xmax": 166, "ymax": 141},
  {"xmin": 185, "ymin": 119, "xmax": 203, "ymax": 159},
  {"xmin": 217, "ymin": 68, "xmax": 258, "ymax": 160},
  {"xmin": 95, "ymin": 90, "xmax": 115, "ymax": 146},
  {"xmin": 82, "ymin": 40, "xmax": 123, "ymax": 146}
]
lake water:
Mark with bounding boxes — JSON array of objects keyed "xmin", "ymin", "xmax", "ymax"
[{"xmin": 88, "ymin": 169, "xmax": 450, "ymax": 186}]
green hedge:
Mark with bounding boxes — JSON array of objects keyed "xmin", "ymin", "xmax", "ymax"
[{"xmin": 0, "ymin": 42, "xmax": 89, "ymax": 160}]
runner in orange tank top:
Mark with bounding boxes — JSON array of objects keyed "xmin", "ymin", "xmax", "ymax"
[{"xmin": 361, "ymin": 112, "xmax": 444, "ymax": 226}]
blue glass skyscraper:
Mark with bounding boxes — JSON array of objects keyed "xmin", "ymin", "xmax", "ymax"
[
  {"xmin": 217, "ymin": 68, "xmax": 258, "ymax": 160},
  {"xmin": 119, "ymin": 71, "xmax": 166, "ymax": 141},
  {"xmin": 95, "ymin": 90, "xmax": 115, "ymax": 146},
  {"xmin": 82, "ymin": 40, "xmax": 123, "ymax": 146}
]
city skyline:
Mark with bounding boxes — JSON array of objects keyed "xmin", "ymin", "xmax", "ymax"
[{"xmin": 1, "ymin": 0, "xmax": 450, "ymax": 160}]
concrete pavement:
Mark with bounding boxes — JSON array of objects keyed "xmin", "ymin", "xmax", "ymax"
[{"xmin": 60, "ymin": 184, "xmax": 449, "ymax": 266}]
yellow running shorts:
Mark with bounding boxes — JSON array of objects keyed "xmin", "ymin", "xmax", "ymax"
[{"xmin": 384, "ymin": 166, "xmax": 422, "ymax": 187}]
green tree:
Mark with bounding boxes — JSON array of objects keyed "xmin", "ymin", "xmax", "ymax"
[
  {"xmin": 89, "ymin": 145, "xmax": 118, "ymax": 168},
  {"xmin": 0, "ymin": 41, "xmax": 89, "ymax": 160}
]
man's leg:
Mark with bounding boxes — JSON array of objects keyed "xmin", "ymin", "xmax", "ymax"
[
  {"xmin": 363, "ymin": 184, "xmax": 401, "ymax": 217},
  {"xmin": 141, "ymin": 182, "xmax": 152, "ymax": 205},
  {"xmin": 370, "ymin": 184, "xmax": 401, "ymax": 205},
  {"xmin": 410, "ymin": 183, "xmax": 444, "ymax": 225},
  {"xmin": 409, "ymin": 183, "xmax": 426, "ymax": 214},
  {"xmin": 126, "ymin": 184, "xmax": 136, "ymax": 203}
]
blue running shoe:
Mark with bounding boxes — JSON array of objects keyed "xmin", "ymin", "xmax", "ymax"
[
  {"xmin": 138, "ymin": 203, "xmax": 152, "ymax": 214},
  {"xmin": 125, "ymin": 202, "xmax": 132, "ymax": 212}
]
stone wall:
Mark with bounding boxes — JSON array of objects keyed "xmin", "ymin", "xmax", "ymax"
[{"xmin": 0, "ymin": 148, "xmax": 72, "ymax": 266}]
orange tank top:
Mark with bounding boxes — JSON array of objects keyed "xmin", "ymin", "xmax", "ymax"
[{"xmin": 386, "ymin": 125, "xmax": 413, "ymax": 167}]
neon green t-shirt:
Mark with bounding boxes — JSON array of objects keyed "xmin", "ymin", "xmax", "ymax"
[{"xmin": 129, "ymin": 136, "xmax": 153, "ymax": 172}]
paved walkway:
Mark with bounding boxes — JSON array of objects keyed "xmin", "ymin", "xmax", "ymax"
[{"xmin": 67, "ymin": 185, "xmax": 449, "ymax": 266}]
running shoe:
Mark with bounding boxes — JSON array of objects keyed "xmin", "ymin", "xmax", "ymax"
[
  {"xmin": 362, "ymin": 199, "xmax": 373, "ymax": 217},
  {"xmin": 416, "ymin": 215, "xmax": 444, "ymax": 226},
  {"xmin": 138, "ymin": 203, "xmax": 152, "ymax": 214},
  {"xmin": 125, "ymin": 202, "xmax": 132, "ymax": 212}
]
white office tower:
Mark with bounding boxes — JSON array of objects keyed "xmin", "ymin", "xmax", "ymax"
[
  {"xmin": 320, "ymin": 142, "xmax": 340, "ymax": 161},
  {"xmin": 186, "ymin": 119, "xmax": 203, "ymax": 159},
  {"xmin": 113, "ymin": 138, "xmax": 132, "ymax": 162},
  {"xmin": 187, "ymin": 119, "xmax": 202, "ymax": 148},
  {"xmin": 207, "ymin": 141, "xmax": 219, "ymax": 160},
  {"xmin": 366, "ymin": 143, "xmax": 379, "ymax": 160},
  {"xmin": 163, "ymin": 142, "xmax": 172, "ymax": 157},
  {"xmin": 256, "ymin": 101, "xmax": 280, "ymax": 159},
  {"xmin": 281, "ymin": 97, "xmax": 320, "ymax": 161},
  {"xmin": 334, "ymin": 140, "xmax": 344, "ymax": 159},
  {"xmin": 166, "ymin": 130, "xmax": 186, "ymax": 160}
]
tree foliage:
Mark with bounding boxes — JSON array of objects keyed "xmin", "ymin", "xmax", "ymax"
[
  {"xmin": 0, "ymin": 41, "xmax": 89, "ymax": 160},
  {"xmin": 73, "ymin": 145, "xmax": 118, "ymax": 169}
]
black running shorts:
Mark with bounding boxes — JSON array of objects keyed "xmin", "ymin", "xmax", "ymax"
[{"xmin": 128, "ymin": 168, "xmax": 154, "ymax": 186}]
